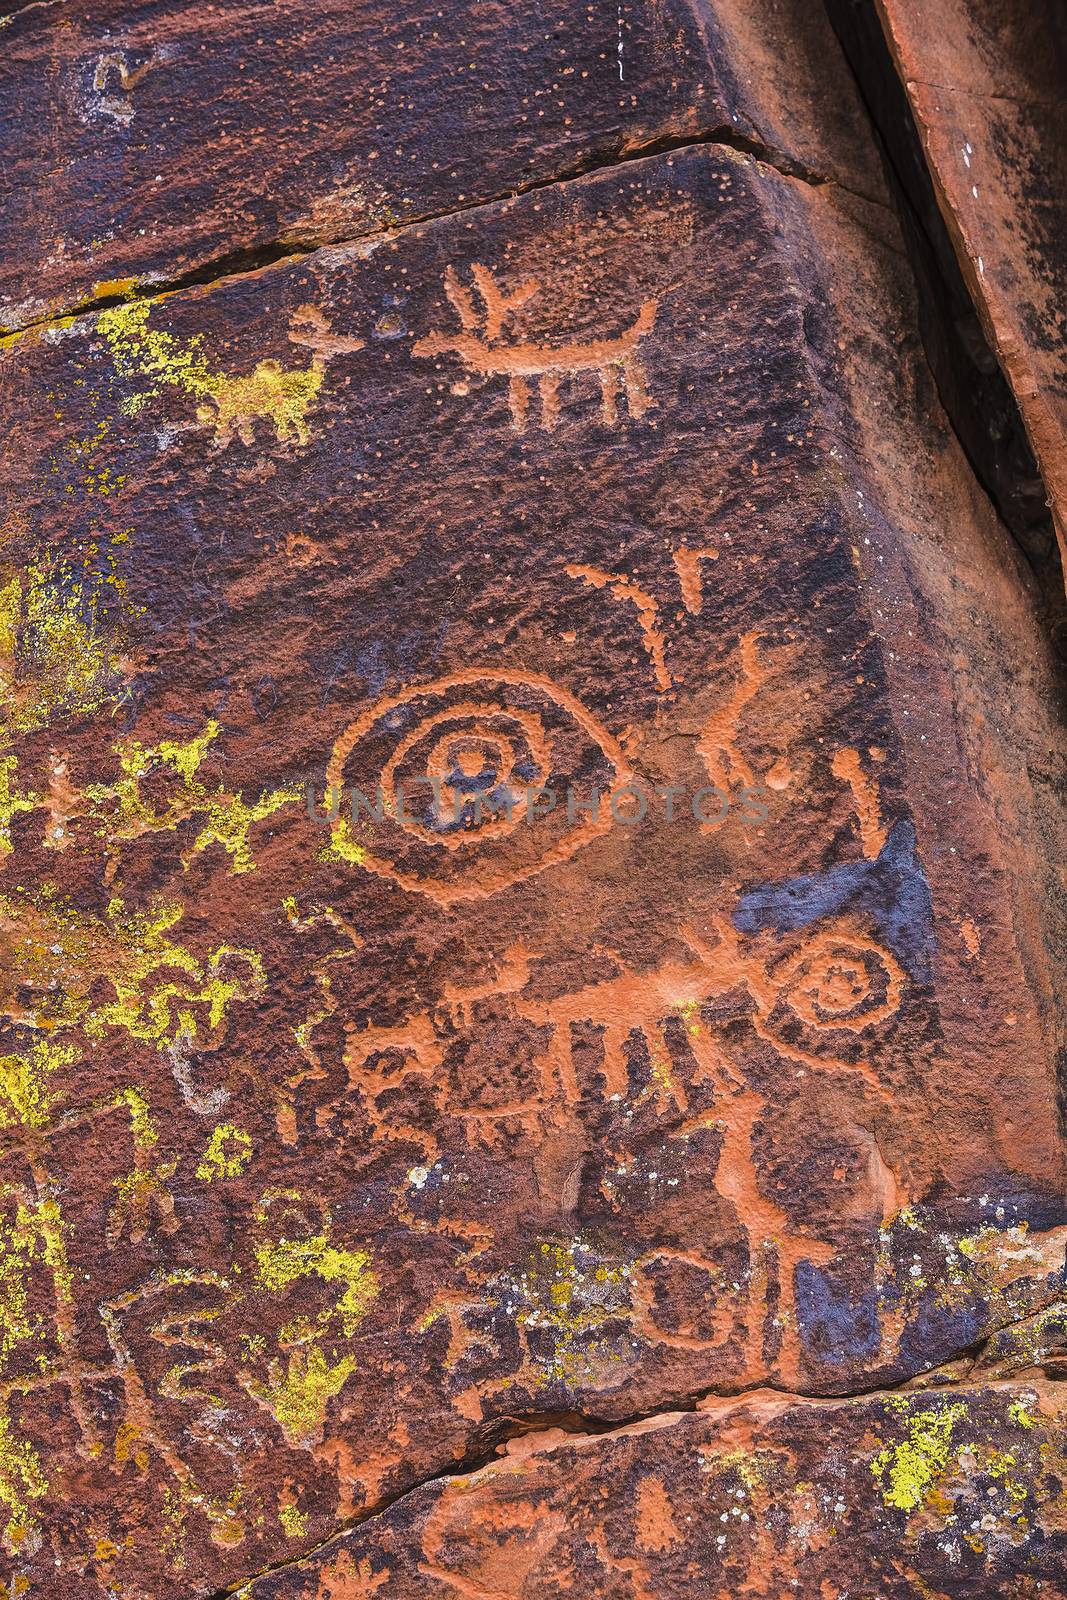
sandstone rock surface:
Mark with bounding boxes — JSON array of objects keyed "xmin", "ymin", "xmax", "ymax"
[
  {"xmin": 873, "ymin": 0, "xmax": 1067, "ymax": 584},
  {"xmin": 0, "ymin": 2, "xmax": 1063, "ymax": 1597}
]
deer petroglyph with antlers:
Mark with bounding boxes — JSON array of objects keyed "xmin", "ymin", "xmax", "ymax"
[{"xmin": 413, "ymin": 263, "xmax": 658, "ymax": 431}]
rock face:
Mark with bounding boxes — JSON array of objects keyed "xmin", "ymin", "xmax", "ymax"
[
  {"xmin": 0, "ymin": 3, "xmax": 1064, "ymax": 1598},
  {"xmin": 248, "ymin": 1383, "xmax": 1067, "ymax": 1599},
  {"xmin": 872, "ymin": 0, "xmax": 1067, "ymax": 586}
]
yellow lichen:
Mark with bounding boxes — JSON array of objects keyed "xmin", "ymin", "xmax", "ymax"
[
  {"xmin": 0, "ymin": 1191, "xmax": 72, "ymax": 1361},
  {"xmin": 646, "ymin": 1047, "xmax": 682, "ymax": 1104},
  {"xmin": 0, "ymin": 1038, "xmax": 71, "ymax": 1129},
  {"xmin": 988, "ymin": 1448, "xmax": 1028, "ymax": 1504},
  {"xmin": 506, "ymin": 1239, "xmax": 631, "ymax": 1384},
  {"xmin": 870, "ymin": 1401, "xmax": 967, "ymax": 1513},
  {"xmin": 108, "ymin": 1160, "xmax": 177, "ymax": 1245},
  {"xmin": 161, "ymin": 1485, "xmax": 188, "ymax": 1571},
  {"xmin": 196, "ymin": 1124, "xmax": 253, "ymax": 1181},
  {"xmin": 0, "ymin": 559, "xmax": 131, "ymax": 736},
  {"xmin": 702, "ymin": 1446, "xmax": 771, "ymax": 1493},
  {"xmin": 202, "ymin": 361, "xmax": 325, "ymax": 449},
  {"xmin": 675, "ymin": 998, "xmax": 701, "ymax": 1037},
  {"xmin": 96, "ymin": 302, "xmax": 216, "ymax": 412},
  {"xmin": 55, "ymin": 415, "xmax": 127, "ymax": 498},
  {"xmin": 157, "ymin": 721, "xmax": 218, "ymax": 785},
  {"xmin": 0, "ymin": 579, "xmax": 19, "ymax": 658},
  {"xmin": 278, "ymin": 1501, "xmax": 309, "ymax": 1538},
  {"xmin": 320, "ymin": 815, "xmax": 366, "ymax": 867},
  {"xmin": 85, "ymin": 722, "xmax": 219, "ymax": 839},
  {"xmin": 96, "ymin": 301, "xmax": 325, "ymax": 447},
  {"xmin": 254, "ymin": 1222, "xmax": 378, "ymax": 1337},
  {"xmin": 248, "ymin": 1343, "xmax": 355, "ymax": 1446},
  {"xmin": 186, "ymin": 784, "xmax": 300, "ymax": 874},
  {"xmin": 0, "ymin": 758, "xmax": 37, "ymax": 856},
  {"xmin": 0, "ymin": 1413, "xmax": 47, "ymax": 1555},
  {"xmin": 86, "ymin": 720, "xmax": 297, "ymax": 873},
  {"xmin": 114, "ymin": 1086, "xmax": 158, "ymax": 1147},
  {"xmin": 99, "ymin": 901, "xmax": 259, "ymax": 1045},
  {"xmin": 93, "ymin": 278, "xmax": 138, "ymax": 300},
  {"xmin": 1, "ymin": 888, "xmax": 264, "ymax": 1048}
]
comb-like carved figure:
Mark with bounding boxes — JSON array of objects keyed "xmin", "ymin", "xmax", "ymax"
[{"xmin": 413, "ymin": 264, "xmax": 658, "ymax": 431}]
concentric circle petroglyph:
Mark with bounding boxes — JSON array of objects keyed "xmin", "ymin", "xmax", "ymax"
[{"xmin": 326, "ymin": 669, "xmax": 633, "ymax": 904}]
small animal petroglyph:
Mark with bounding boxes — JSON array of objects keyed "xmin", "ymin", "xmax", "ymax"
[
  {"xmin": 198, "ymin": 308, "xmax": 364, "ymax": 448},
  {"xmin": 413, "ymin": 264, "xmax": 658, "ymax": 432},
  {"xmin": 699, "ymin": 631, "xmax": 766, "ymax": 797},
  {"xmin": 831, "ymin": 745, "xmax": 888, "ymax": 858},
  {"xmin": 197, "ymin": 360, "xmax": 322, "ymax": 449},
  {"xmin": 289, "ymin": 304, "xmax": 366, "ymax": 362},
  {"xmin": 96, "ymin": 301, "xmax": 363, "ymax": 451}
]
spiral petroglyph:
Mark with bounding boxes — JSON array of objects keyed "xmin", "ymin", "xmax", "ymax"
[
  {"xmin": 770, "ymin": 929, "xmax": 906, "ymax": 1033},
  {"xmin": 323, "ymin": 669, "xmax": 632, "ymax": 903}
]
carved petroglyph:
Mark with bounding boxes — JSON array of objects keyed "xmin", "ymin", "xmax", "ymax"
[
  {"xmin": 0, "ymin": 890, "xmax": 265, "ymax": 1050},
  {"xmin": 682, "ymin": 919, "xmax": 905, "ymax": 1095},
  {"xmin": 672, "ymin": 544, "xmax": 720, "ymax": 615},
  {"xmin": 412, "ymin": 265, "xmax": 657, "ymax": 431},
  {"xmin": 698, "ymin": 632, "xmax": 766, "ymax": 799},
  {"xmin": 324, "ymin": 668, "xmax": 632, "ymax": 903},
  {"xmin": 279, "ymin": 898, "xmax": 364, "ymax": 1144},
  {"xmin": 88, "ymin": 1196, "xmax": 379, "ymax": 1521},
  {"xmin": 341, "ymin": 947, "xmax": 540, "ymax": 1165},
  {"xmin": 202, "ymin": 361, "xmax": 323, "ymax": 450},
  {"xmin": 769, "ymin": 929, "xmax": 904, "ymax": 1034},
  {"xmin": 510, "ymin": 915, "xmax": 905, "ymax": 1377},
  {"xmin": 288, "ymin": 305, "xmax": 365, "ymax": 360},
  {"xmin": 99, "ymin": 1271, "xmax": 249, "ymax": 1541},
  {"xmin": 0, "ymin": 850, "xmax": 275, "ymax": 1538},
  {"xmin": 832, "ymin": 746, "xmax": 889, "ymax": 858},
  {"xmin": 322, "ymin": 906, "xmax": 906, "ymax": 1389},
  {"xmin": 93, "ymin": 53, "xmax": 153, "ymax": 97},
  {"xmin": 566, "ymin": 564, "xmax": 672, "ymax": 691},
  {"xmin": 89, "ymin": 51, "xmax": 155, "ymax": 124},
  {"xmin": 96, "ymin": 302, "xmax": 331, "ymax": 450},
  {"xmin": 0, "ymin": 1088, "xmax": 183, "ymax": 1471},
  {"xmin": 419, "ymin": 1495, "xmax": 569, "ymax": 1597}
]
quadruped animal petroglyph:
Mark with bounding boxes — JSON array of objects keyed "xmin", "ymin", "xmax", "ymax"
[{"xmin": 412, "ymin": 264, "xmax": 658, "ymax": 431}]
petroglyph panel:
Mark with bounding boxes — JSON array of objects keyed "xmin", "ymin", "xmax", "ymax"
[
  {"xmin": 246, "ymin": 1383, "xmax": 1067, "ymax": 1599},
  {"xmin": 1, "ymin": 0, "xmax": 747, "ymax": 328},
  {"xmin": 0, "ymin": 105, "xmax": 1064, "ymax": 1600}
]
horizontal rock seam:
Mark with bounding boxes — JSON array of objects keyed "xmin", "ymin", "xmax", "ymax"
[
  {"xmin": 208, "ymin": 1299, "xmax": 1066, "ymax": 1599},
  {"xmin": 0, "ymin": 123, "xmax": 887, "ymax": 344}
]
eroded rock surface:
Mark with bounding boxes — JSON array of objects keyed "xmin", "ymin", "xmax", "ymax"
[
  {"xmin": 246, "ymin": 1383, "xmax": 1067, "ymax": 1599},
  {"xmin": 0, "ymin": 2, "xmax": 1064, "ymax": 1598},
  {"xmin": 0, "ymin": 0, "xmax": 879, "ymax": 328},
  {"xmin": 873, "ymin": 0, "xmax": 1067, "ymax": 584}
]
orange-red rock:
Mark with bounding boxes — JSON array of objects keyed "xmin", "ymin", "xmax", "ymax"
[
  {"xmin": 873, "ymin": 0, "xmax": 1067, "ymax": 587},
  {"xmin": 0, "ymin": 3, "xmax": 1063, "ymax": 1598},
  {"xmin": 248, "ymin": 1383, "xmax": 1067, "ymax": 1598}
]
